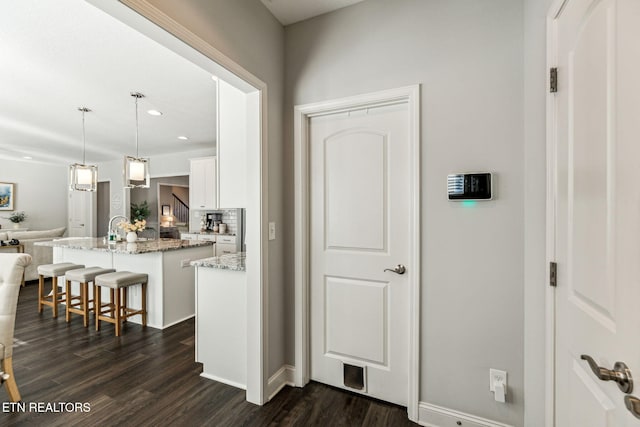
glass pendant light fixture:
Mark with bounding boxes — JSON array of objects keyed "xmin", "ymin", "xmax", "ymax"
[
  {"xmin": 69, "ymin": 107, "xmax": 98, "ymax": 192},
  {"xmin": 124, "ymin": 92, "xmax": 150, "ymax": 188}
]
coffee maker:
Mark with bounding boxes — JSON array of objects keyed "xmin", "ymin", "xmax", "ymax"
[{"xmin": 205, "ymin": 212, "xmax": 222, "ymax": 231}]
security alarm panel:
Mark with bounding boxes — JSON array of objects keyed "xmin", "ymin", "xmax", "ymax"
[{"xmin": 447, "ymin": 172, "xmax": 493, "ymax": 200}]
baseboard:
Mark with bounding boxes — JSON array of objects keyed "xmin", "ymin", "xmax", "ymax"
[
  {"xmin": 200, "ymin": 372, "xmax": 246, "ymax": 390},
  {"xmin": 162, "ymin": 314, "xmax": 195, "ymax": 329},
  {"xmin": 267, "ymin": 364, "xmax": 295, "ymax": 401},
  {"xmin": 418, "ymin": 402, "xmax": 513, "ymax": 427}
]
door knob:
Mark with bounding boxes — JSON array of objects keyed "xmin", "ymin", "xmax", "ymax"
[
  {"xmin": 624, "ymin": 395, "xmax": 640, "ymax": 419},
  {"xmin": 384, "ymin": 264, "xmax": 406, "ymax": 275},
  {"xmin": 581, "ymin": 354, "xmax": 633, "ymax": 393}
]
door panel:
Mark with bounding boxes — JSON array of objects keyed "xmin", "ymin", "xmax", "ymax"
[
  {"xmin": 325, "ymin": 130, "xmax": 387, "ymax": 251},
  {"xmin": 310, "ymin": 103, "xmax": 409, "ymax": 406},
  {"xmin": 554, "ymin": 0, "xmax": 640, "ymax": 424},
  {"xmin": 325, "ymin": 276, "xmax": 388, "ymax": 365}
]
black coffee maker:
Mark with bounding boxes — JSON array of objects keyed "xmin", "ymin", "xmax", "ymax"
[{"xmin": 206, "ymin": 212, "xmax": 222, "ymax": 230}]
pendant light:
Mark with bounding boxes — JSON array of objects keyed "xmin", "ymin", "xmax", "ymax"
[
  {"xmin": 124, "ymin": 92, "xmax": 150, "ymax": 188},
  {"xmin": 69, "ymin": 107, "xmax": 98, "ymax": 192}
]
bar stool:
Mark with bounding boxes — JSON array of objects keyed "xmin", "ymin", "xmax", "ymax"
[
  {"xmin": 65, "ymin": 267, "xmax": 115, "ymax": 327},
  {"xmin": 37, "ymin": 263, "xmax": 85, "ymax": 318},
  {"xmin": 95, "ymin": 271, "xmax": 148, "ymax": 337}
]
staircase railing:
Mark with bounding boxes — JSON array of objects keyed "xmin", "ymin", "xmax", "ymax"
[{"xmin": 172, "ymin": 193, "xmax": 189, "ymax": 224}]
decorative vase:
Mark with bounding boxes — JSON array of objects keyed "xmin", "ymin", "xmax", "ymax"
[
  {"xmin": 13, "ymin": 223, "xmax": 20, "ymax": 229},
  {"xmin": 126, "ymin": 231, "xmax": 138, "ymax": 243}
]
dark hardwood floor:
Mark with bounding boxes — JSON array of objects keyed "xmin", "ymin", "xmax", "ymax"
[{"xmin": 2, "ymin": 281, "xmax": 417, "ymax": 427}]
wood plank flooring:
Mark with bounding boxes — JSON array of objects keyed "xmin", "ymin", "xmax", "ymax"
[{"xmin": 2, "ymin": 281, "xmax": 417, "ymax": 426}]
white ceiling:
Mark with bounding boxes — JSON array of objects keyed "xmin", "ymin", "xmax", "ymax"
[
  {"xmin": 0, "ymin": 0, "xmax": 217, "ymax": 165},
  {"xmin": 260, "ymin": 0, "xmax": 366, "ymax": 25}
]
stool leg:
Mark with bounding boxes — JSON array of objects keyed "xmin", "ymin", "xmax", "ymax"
[
  {"xmin": 123, "ymin": 287, "xmax": 127, "ymax": 324},
  {"xmin": 142, "ymin": 281, "xmax": 147, "ymax": 328},
  {"xmin": 95, "ymin": 285, "xmax": 101, "ymax": 332},
  {"xmin": 114, "ymin": 288, "xmax": 121, "ymax": 337},
  {"xmin": 38, "ymin": 274, "xmax": 44, "ymax": 313},
  {"xmin": 82, "ymin": 282, "xmax": 89, "ymax": 328},
  {"xmin": 65, "ymin": 280, "xmax": 71, "ymax": 323},
  {"xmin": 109, "ymin": 289, "xmax": 115, "ymax": 317},
  {"xmin": 52, "ymin": 276, "xmax": 59, "ymax": 318}
]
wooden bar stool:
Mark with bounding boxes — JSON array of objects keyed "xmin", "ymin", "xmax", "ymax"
[
  {"xmin": 37, "ymin": 263, "xmax": 84, "ymax": 318},
  {"xmin": 65, "ymin": 267, "xmax": 115, "ymax": 327},
  {"xmin": 95, "ymin": 271, "xmax": 148, "ymax": 337}
]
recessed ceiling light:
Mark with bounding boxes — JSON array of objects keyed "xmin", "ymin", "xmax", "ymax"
[
  {"xmin": 147, "ymin": 110, "xmax": 163, "ymax": 116},
  {"xmin": 23, "ymin": 156, "xmax": 33, "ymax": 160},
  {"xmin": 177, "ymin": 136, "xmax": 189, "ymax": 141}
]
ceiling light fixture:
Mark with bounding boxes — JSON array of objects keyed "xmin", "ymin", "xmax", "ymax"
[
  {"xmin": 69, "ymin": 107, "xmax": 98, "ymax": 192},
  {"xmin": 177, "ymin": 136, "xmax": 188, "ymax": 140},
  {"xmin": 147, "ymin": 109, "xmax": 163, "ymax": 116},
  {"xmin": 23, "ymin": 156, "xmax": 33, "ymax": 160},
  {"xmin": 124, "ymin": 92, "xmax": 150, "ymax": 188}
]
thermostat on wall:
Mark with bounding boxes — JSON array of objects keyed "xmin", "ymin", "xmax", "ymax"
[{"xmin": 447, "ymin": 172, "xmax": 492, "ymax": 200}]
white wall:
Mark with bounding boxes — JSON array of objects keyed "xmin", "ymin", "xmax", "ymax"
[
  {"xmin": 285, "ymin": 0, "xmax": 524, "ymax": 425},
  {"xmin": 0, "ymin": 160, "xmax": 67, "ymax": 231}
]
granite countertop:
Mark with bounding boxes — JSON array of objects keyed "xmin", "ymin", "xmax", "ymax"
[
  {"xmin": 190, "ymin": 252, "xmax": 246, "ymax": 271},
  {"xmin": 35, "ymin": 237, "xmax": 213, "ymax": 254},
  {"xmin": 184, "ymin": 231, "xmax": 237, "ymax": 236}
]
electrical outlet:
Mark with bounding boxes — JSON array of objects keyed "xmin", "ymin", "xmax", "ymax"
[
  {"xmin": 180, "ymin": 259, "xmax": 191, "ymax": 268},
  {"xmin": 489, "ymin": 369, "xmax": 507, "ymax": 392},
  {"xmin": 269, "ymin": 222, "xmax": 276, "ymax": 241}
]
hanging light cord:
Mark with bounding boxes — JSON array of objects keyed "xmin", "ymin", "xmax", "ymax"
[
  {"xmin": 135, "ymin": 95, "xmax": 139, "ymax": 157},
  {"xmin": 78, "ymin": 107, "xmax": 90, "ymax": 164},
  {"xmin": 131, "ymin": 92, "xmax": 144, "ymax": 158}
]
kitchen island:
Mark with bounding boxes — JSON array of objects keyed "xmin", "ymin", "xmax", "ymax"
[
  {"xmin": 36, "ymin": 238, "xmax": 214, "ymax": 329},
  {"xmin": 191, "ymin": 253, "xmax": 247, "ymax": 389}
]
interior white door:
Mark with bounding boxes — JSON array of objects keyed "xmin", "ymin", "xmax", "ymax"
[
  {"xmin": 68, "ymin": 190, "xmax": 94, "ymax": 237},
  {"xmin": 310, "ymin": 103, "xmax": 410, "ymax": 406},
  {"xmin": 553, "ymin": 0, "xmax": 640, "ymax": 424}
]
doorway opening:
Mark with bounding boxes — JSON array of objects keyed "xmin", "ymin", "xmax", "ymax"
[{"xmin": 90, "ymin": 0, "xmax": 268, "ymax": 404}]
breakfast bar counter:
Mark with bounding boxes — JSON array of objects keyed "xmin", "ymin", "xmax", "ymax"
[{"xmin": 36, "ymin": 238, "xmax": 215, "ymax": 329}]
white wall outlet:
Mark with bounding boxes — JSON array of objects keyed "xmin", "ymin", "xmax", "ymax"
[
  {"xmin": 268, "ymin": 222, "xmax": 276, "ymax": 240},
  {"xmin": 489, "ymin": 368, "xmax": 507, "ymax": 392},
  {"xmin": 180, "ymin": 259, "xmax": 191, "ymax": 268}
]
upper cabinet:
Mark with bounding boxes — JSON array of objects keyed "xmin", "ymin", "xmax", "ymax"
[
  {"xmin": 190, "ymin": 157, "xmax": 217, "ymax": 210},
  {"xmin": 217, "ymin": 79, "xmax": 249, "ymax": 208}
]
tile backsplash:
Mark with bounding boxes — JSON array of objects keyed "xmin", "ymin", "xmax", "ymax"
[{"xmin": 192, "ymin": 209, "xmax": 240, "ymax": 234}]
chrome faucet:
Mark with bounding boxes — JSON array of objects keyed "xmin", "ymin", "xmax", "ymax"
[{"xmin": 108, "ymin": 215, "xmax": 129, "ymax": 241}]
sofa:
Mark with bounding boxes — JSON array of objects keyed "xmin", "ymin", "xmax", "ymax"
[{"xmin": 0, "ymin": 227, "xmax": 66, "ymax": 282}]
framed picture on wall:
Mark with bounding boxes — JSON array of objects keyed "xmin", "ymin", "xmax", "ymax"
[
  {"xmin": 0, "ymin": 182, "xmax": 14, "ymax": 211},
  {"xmin": 162, "ymin": 204, "xmax": 170, "ymax": 216}
]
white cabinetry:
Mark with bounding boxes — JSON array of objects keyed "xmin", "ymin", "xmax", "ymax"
[
  {"xmin": 179, "ymin": 233, "xmax": 239, "ymax": 257},
  {"xmin": 217, "ymin": 80, "xmax": 249, "ymax": 208},
  {"xmin": 195, "ymin": 266, "xmax": 246, "ymax": 388},
  {"xmin": 216, "ymin": 235, "xmax": 238, "ymax": 256},
  {"xmin": 190, "ymin": 157, "xmax": 216, "ymax": 210}
]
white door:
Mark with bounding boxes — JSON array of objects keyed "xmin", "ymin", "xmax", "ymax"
[
  {"xmin": 553, "ymin": 0, "xmax": 640, "ymax": 424},
  {"xmin": 310, "ymin": 103, "xmax": 410, "ymax": 406},
  {"xmin": 68, "ymin": 190, "xmax": 94, "ymax": 237}
]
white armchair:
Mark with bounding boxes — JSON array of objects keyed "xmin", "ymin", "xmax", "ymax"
[{"xmin": 0, "ymin": 253, "xmax": 31, "ymax": 402}]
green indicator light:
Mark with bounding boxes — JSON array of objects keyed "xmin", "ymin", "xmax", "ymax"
[{"xmin": 461, "ymin": 200, "xmax": 477, "ymax": 207}]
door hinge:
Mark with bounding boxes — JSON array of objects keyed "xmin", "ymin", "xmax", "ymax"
[
  {"xmin": 550, "ymin": 67, "xmax": 558, "ymax": 93},
  {"xmin": 549, "ymin": 261, "xmax": 557, "ymax": 287}
]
